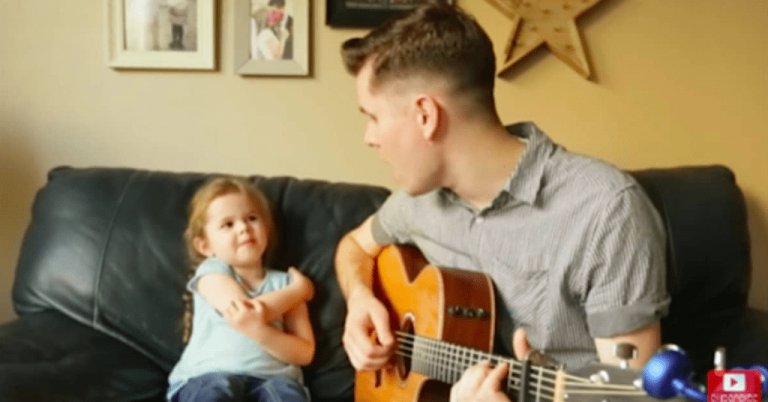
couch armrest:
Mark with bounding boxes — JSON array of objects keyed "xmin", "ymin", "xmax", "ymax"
[{"xmin": 0, "ymin": 311, "xmax": 167, "ymax": 402}]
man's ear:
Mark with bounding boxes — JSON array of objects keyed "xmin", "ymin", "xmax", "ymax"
[
  {"xmin": 414, "ymin": 95, "xmax": 440, "ymax": 141},
  {"xmin": 193, "ymin": 236, "xmax": 214, "ymax": 257}
]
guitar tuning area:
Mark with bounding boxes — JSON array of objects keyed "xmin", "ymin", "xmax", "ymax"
[{"xmin": 589, "ymin": 370, "xmax": 611, "ymax": 384}]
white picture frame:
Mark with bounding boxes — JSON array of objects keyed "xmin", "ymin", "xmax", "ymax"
[
  {"xmin": 234, "ymin": 0, "xmax": 310, "ymax": 76},
  {"xmin": 105, "ymin": 0, "xmax": 215, "ymax": 70}
]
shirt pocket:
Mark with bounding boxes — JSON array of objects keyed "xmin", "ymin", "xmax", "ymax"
[
  {"xmin": 480, "ymin": 233, "xmax": 549, "ymax": 279},
  {"xmin": 484, "ymin": 247, "xmax": 549, "ymax": 331}
]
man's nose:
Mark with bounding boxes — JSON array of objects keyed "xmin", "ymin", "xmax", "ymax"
[{"xmin": 363, "ymin": 129, "xmax": 378, "ymax": 148}]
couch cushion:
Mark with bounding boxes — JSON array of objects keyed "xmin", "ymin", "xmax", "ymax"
[
  {"xmin": 0, "ymin": 310, "xmax": 167, "ymax": 402},
  {"xmin": 12, "ymin": 166, "xmax": 389, "ymax": 401}
]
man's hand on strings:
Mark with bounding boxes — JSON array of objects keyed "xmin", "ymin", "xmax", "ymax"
[
  {"xmin": 341, "ymin": 286, "xmax": 395, "ymax": 371},
  {"xmin": 450, "ymin": 328, "xmax": 532, "ymax": 402},
  {"xmin": 450, "ymin": 360, "xmax": 511, "ymax": 402}
]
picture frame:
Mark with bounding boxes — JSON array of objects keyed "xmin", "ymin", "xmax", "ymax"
[
  {"xmin": 234, "ymin": 0, "xmax": 310, "ymax": 76},
  {"xmin": 326, "ymin": 0, "xmax": 453, "ymax": 28},
  {"xmin": 105, "ymin": 0, "xmax": 215, "ymax": 70}
]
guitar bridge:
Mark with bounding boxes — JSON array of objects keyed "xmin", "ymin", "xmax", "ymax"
[{"xmin": 447, "ymin": 306, "xmax": 491, "ymax": 319}]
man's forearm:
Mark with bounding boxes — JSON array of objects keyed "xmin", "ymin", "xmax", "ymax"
[{"xmin": 335, "ymin": 234, "xmax": 375, "ymax": 300}]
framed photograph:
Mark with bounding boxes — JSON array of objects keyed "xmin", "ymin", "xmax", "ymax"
[
  {"xmin": 105, "ymin": 0, "xmax": 215, "ymax": 70},
  {"xmin": 234, "ymin": 0, "xmax": 310, "ymax": 76},
  {"xmin": 326, "ymin": 0, "xmax": 452, "ymax": 28}
]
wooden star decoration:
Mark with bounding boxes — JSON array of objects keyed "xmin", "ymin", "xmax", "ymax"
[{"xmin": 485, "ymin": 0, "xmax": 606, "ymax": 79}]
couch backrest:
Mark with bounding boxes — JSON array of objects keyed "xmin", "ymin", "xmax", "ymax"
[
  {"xmin": 12, "ymin": 166, "xmax": 389, "ymax": 401},
  {"xmin": 11, "ymin": 165, "xmax": 752, "ymax": 396},
  {"xmin": 630, "ymin": 165, "xmax": 751, "ymax": 346}
]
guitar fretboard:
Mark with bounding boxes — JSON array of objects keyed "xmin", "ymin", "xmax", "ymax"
[
  {"xmin": 398, "ymin": 331, "xmax": 560, "ymax": 402},
  {"xmin": 397, "ymin": 331, "xmax": 650, "ymax": 402}
]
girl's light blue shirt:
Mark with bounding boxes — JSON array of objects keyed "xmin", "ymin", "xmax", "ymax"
[{"xmin": 166, "ymin": 258, "xmax": 302, "ymax": 400}]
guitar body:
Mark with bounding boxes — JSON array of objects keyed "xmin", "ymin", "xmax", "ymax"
[{"xmin": 355, "ymin": 245, "xmax": 496, "ymax": 402}]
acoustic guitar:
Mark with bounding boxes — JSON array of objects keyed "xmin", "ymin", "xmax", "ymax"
[{"xmin": 354, "ymin": 244, "xmax": 681, "ymax": 402}]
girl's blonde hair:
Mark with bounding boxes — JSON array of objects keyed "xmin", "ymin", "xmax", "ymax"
[{"xmin": 180, "ymin": 176, "xmax": 277, "ymax": 342}]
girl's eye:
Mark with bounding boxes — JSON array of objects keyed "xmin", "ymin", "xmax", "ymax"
[
  {"xmin": 248, "ymin": 215, "xmax": 259, "ymax": 222},
  {"xmin": 222, "ymin": 221, "xmax": 234, "ymax": 228}
]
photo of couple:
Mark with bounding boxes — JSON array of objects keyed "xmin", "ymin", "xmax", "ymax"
[{"xmin": 249, "ymin": 0, "xmax": 294, "ymax": 61}]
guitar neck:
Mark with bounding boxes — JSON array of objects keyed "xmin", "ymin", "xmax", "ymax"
[{"xmin": 402, "ymin": 332, "xmax": 562, "ymax": 402}]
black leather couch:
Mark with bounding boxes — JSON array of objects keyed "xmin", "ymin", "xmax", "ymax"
[{"xmin": 1, "ymin": 165, "xmax": 766, "ymax": 402}]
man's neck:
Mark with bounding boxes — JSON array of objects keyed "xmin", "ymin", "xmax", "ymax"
[{"xmin": 442, "ymin": 121, "xmax": 526, "ymax": 210}]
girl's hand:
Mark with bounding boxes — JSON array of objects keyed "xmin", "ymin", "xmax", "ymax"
[
  {"xmin": 224, "ymin": 299, "xmax": 268, "ymax": 341},
  {"xmin": 287, "ymin": 267, "xmax": 314, "ymax": 301}
]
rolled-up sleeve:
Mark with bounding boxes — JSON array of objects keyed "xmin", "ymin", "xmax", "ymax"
[{"xmin": 582, "ymin": 186, "xmax": 670, "ymax": 338}]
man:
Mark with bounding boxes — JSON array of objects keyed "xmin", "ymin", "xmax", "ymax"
[{"xmin": 334, "ymin": 3, "xmax": 670, "ymax": 401}]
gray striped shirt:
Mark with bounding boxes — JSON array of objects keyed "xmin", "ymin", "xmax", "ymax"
[{"xmin": 371, "ymin": 122, "xmax": 670, "ymax": 369}]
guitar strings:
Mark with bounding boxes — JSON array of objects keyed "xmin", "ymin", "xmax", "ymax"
[
  {"xmin": 396, "ymin": 331, "xmax": 567, "ymax": 383},
  {"xmin": 397, "ymin": 333, "xmax": 643, "ymax": 393},
  {"xmin": 394, "ymin": 341, "xmax": 558, "ymax": 391},
  {"xmin": 394, "ymin": 343, "xmax": 645, "ymax": 397},
  {"xmin": 395, "ymin": 331, "xmax": 644, "ymax": 395},
  {"xmin": 393, "ymin": 350, "xmax": 559, "ymax": 402},
  {"xmin": 393, "ymin": 349, "xmax": 558, "ymax": 398}
]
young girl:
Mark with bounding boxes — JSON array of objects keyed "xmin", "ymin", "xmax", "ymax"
[{"xmin": 167, "ymin": 177, "xmax": 315, "ymax": 402}]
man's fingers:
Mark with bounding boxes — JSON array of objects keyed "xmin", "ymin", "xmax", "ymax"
[
  {"xmin": 450, "ymin": 361, "xmax": 493, "ymax": 402},
  {"xmin": 347, "ymin": 345, "xmax": 390, "ymax": 371},
  {"xmin": 512, "ymin": 328, "xmax": 532, "ymax": 360},
  {"xmin": 482, "ymin": 361, "xmax": 509, "ymax": 392},
  {"xmin": 464, "ymin": 360, "xmax": 491, "ymax": 387},
  {"xmin": 368, "ymin": 303, "xmax": 394, "ymax": 346},
  {"xmin": 344, "ymin": 324, "xmax": 391, "ymax": 370},
  {"xmin": 340, "ymin": 292, "xmax": 397, "ymax": 371},
  {"xmin": 343, "ymin": 333, "xmax": 391, "ymax": 371},
  {"xmin": 342, "ymin": 303, "xmax": 395, "ymax": 371}
]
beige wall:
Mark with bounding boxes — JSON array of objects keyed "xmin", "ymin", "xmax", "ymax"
[{"xmin": 0, "ymin": 0, "xmax": 766, "ymax": 326}]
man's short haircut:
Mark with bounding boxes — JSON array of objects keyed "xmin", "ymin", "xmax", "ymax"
[{"xmin": 341, "ymin": 2, "xmax": 497, "ymax": 111}]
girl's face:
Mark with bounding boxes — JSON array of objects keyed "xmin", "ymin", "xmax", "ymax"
[{"xmin": 194, "ymin": 191, "xmax": 269, "ymax": 270}]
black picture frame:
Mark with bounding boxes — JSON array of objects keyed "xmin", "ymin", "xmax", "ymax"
[{"xmin": 326, "ymin": 0, "xmax": 452, "ymax": 28}]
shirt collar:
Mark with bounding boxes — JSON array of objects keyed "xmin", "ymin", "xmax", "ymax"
[
  {"xmin": 439, "ymin": 122, "xmax": 553, "ymax": 208},
  {"xmin": 502, "ymin": 122, "xmax": 552, "ymax": 206}
]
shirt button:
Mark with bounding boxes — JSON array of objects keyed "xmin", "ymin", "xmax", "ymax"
[{"xmin": 475, "ymin": 216, "xmax": 485, "ymax": 223}]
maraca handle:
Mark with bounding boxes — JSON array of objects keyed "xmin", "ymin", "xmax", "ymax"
[{"xmin": 672, "ymin": 378, "xmax": 706, "ymax": 402}]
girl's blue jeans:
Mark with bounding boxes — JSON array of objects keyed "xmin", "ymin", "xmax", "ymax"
[{"xmin": 171, "ymin": 372, "xmax": 309, "ymax": 402}]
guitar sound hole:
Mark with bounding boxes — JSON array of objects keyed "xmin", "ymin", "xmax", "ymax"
[{"xmin": 397, "ymin": 315, "xmax": 415, "ymax": 381}]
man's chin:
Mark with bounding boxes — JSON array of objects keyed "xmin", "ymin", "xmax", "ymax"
[{"xmin": 401, "ymin": 181, "xmax": 436, "ymax": 197}]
